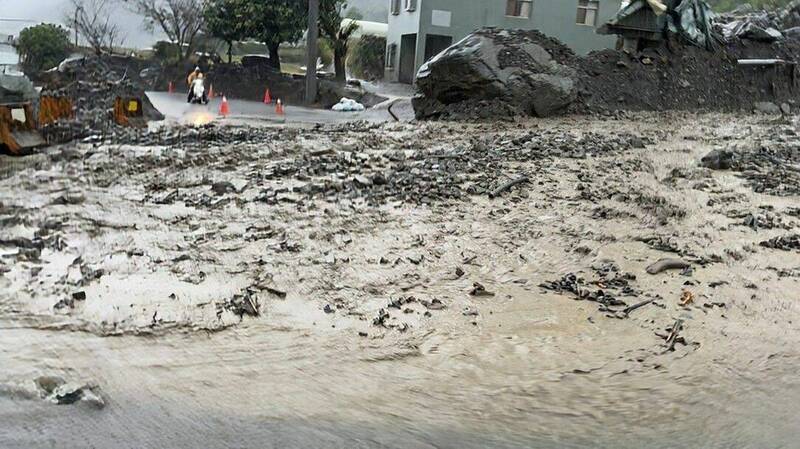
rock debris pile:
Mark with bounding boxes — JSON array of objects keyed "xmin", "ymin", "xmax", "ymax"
[
  {"xmin": 702, "ymin": 122, "xmax": 800, "ymax": 196},
  {"xmin": 413, "ymin": 2, "xmax": 800, "ymax": 120},
  {"xmin": 414, "ymin": 29, "xmax": 578, "ymax": 119},
  {"xmin": 38, "ymin": 55, "xmax": 163, "ymax": 143}
]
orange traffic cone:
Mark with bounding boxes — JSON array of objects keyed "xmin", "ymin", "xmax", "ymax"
[
  {"xmin": 276, "ymin": 99, "xmax": 284, "ymax": 115},
  {"xmin": 263, "ymin": 88, "xmax": 272, "ymax": 104},
  {"xmin": 168, "ymin": 81, "xmax": 174, "ymax": 93},
  {"xmin": 208, "ymin": 84, "xmax": 215, "ymax": 100},
  {"xmin": 219, "ymin": 95, "xmax": 230, "ymax": 117}
]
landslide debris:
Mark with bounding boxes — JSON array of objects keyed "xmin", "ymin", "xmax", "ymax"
[
  {"xmin": 701, "ymin": 123, "xmax": 800, "ymax": 196},
  {"xmin": 38, "ymin": 55, "xmax": 164, "ymax": 143},
  {"xmin": 413, "ymin": 28, "xmax": 578, "ymax": 120},
  {"xmin": 413, "ymin": 2, "xmax": 800, "ymax": 120},
  {"xmin": 574, "ymin": 36, "xmax": 800, "ymax": 114},
  {"xmin": 82, "ymin": 121, "xmax": 645, "ymax": 206}
]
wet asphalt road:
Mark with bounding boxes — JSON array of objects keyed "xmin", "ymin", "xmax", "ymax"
[{"xmin": 145, "ymin": 91, "xmax": 408, "ymax": 126}]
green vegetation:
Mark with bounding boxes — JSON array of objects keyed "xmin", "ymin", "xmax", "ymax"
[
  {"xmin": 279, "ymin": 44, "xmax": 333, "ymax": 67},
  {"xmin": 201, "ymin": 0, "xmax": 360, "ymax": 79},
  {"xmin": 202, "ymin": 0, "xmax": 306, "ymax": 71},
  {"xmin": 153, "ymin": 41, "xmax": 182, "ymax": 63},
  {"xmin": 246, "ymin": 0, "xmax": 306, "ymax": 71},
  {"xmin": 16, "ymin": 24, "xmax": 72, "ymax": 73},
  {"xmin": 348, "ymin": 35, "xmax": 386, "ymax": 81},
  {"xmin": 320, "ymin": 0, "xmax": 360, "ymax": 81},
  {"xmin": 204, "ymin": 0, "xmax": 251, "ymax": 63}
]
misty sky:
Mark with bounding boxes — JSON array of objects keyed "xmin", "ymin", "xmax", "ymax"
[
  {"xmin": 0, "ymin": 0, "xmax": 163, "ymax": 47},
  {"xmin": 0, "ymin": 0, "xmax": 388, "ymax": 49}
]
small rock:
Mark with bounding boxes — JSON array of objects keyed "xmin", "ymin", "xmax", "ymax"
[
  {"xmin": 35, "ymin": 375, "xmax": 65, "ymax": 396},
  {"xmin": 421, "ymin": 298, "xmax": 446, "ymax": 310},
  {"xmin": 754, "ymin": 101, "xmax": 780, "ymax": 114},
  {"xmin": 354, "ymin": 175, "xmax": 372, "ymax": 186},
  {"xmin": 53, "ymin": 192, "xmax": 85, "ymax": 205},
  {"xmin": 700, "ymin": 149, "xmax": 734, "ymax": 170},
  {"xmin": 462, "ymin": 307, "xmax": 479, "ymax": 316},
  {"xmin": 469, "ymin": 282, "xmax": 495, "ymax": 297},
  {"xmin": 211, "ymin": 181, "xmax": 235, "ymax": 195}
]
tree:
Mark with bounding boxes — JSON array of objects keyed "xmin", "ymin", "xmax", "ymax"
[
  {"xmin": 123, "ymin": 0, "xmax": 205, "ymax": 61},
  {"xmin": 245, "ymin": 0, "xmax": 306, "ymax": 71},
  {"xmin": 16, "ymin": 24, "xmax": 72, "ymax": 73},
  {"xmin": 320, "ymin": 0, "xmax": 359, "ymax": 82},
  {"xmin": 203, "ymin": 0, "xmax": 248, "ymax": 63},
  {"xmin": 69, "ymin": 0, "xmax": 125, "ymax": 55}
]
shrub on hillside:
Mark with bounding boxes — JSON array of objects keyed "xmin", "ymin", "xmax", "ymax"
[
  {"xmin": 16, "ymin": 24, "xmax": 72, "ymax": 73},
  {"xmin": 348, "ymin": 35, "xmax": 385, "ymax": 81}
]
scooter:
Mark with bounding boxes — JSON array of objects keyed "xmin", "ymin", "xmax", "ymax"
[{"xmin": 188, "ymin": 79, "xmax": 208, "ymax": 105}]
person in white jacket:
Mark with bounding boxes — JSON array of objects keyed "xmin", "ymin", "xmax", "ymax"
[{"xmin": 189, "ymin": 73, "xmax": 208, "ymax": 104}]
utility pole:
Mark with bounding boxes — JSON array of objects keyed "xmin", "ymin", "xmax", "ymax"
[
  {"xmin": 304, "ymin": 0, "xmax": 319, "ymax": 105},
  {"xmin": 73, "ymin": 6, "xmax": 83, "ymax": 47}
]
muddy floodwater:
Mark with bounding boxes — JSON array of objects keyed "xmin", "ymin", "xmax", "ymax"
[{"xmin": 1, "ymin": 113, "xmax": 799, "ymax": 448}]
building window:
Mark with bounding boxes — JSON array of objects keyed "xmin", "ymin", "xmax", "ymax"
[
  {"xmin": 387, "ymin": 43, "xmax": 397, "ymax": 68},
  {"xmin": 404, "ymin": 0, "xmax": 417, "ymax": 11},
  {"xmin": 576, "ymin": 0, "xmax": 600, "ymax": 26},
  {"xmin": 391, "ymin": 0, "xmax": 400, "ymax": 15},
  {"xmin": 506, "ymin": 0, "xmax": 532, "ymax": 18}
]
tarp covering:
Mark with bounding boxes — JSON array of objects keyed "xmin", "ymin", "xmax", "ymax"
[
  {"xmin": 597, "ymin": 0, "xmax": 668, "ymax": 37},
  {"xmin": 667, "ymin": 0, "xmax": 720, "ymax": 49},
  {"xmin": 647, "ymin": 0, "xmax": 668, "ymax": 15},
  {"xmin": 332, "ymin": 97, "xmax": 365, "ymax": 112},
  {"xmin": 720, "ymin": 20, "xmax": 783, "ymax": 42},
  {"xmin": 600, "ymin": 0, "xmax": 719, "ymax": 49}
]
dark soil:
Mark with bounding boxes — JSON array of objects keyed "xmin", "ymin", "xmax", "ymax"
[
  {"xmin": 491, "ymin": 28, "xmax": 577, "ymax": 67},
  {"xmin": 416, "ymin": 24, "xmax": 800, "ymax": 120},
  {"xmin": 573, "ymin": 36, "xmax": 800, "ymax": 114}
]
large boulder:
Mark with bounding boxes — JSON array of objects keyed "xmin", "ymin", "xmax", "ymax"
[
  {"xmin": 0, "ymin": 73, "xmax": 37, "ymax": 103},
  {"xmin": 413, "ymin": 28, "xmax": 578, "ymax": 119}
]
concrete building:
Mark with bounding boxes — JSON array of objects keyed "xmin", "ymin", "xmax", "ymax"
[
  {"xmin": 385, "ymin": 0, "xmax": 622, "ymax": 83},
  {"xmin": 0, "ymin": 41, "xmax": 19, "ymax": 74}
]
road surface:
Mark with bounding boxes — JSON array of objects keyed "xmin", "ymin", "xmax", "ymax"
[{"xmin": 146, "ymin": 91, "xmax": 412, "ymax": 126}]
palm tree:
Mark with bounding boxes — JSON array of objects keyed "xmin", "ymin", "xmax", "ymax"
[{"xmin": 319, "ymin": 0, "xmax": 360, "ymax": 82}]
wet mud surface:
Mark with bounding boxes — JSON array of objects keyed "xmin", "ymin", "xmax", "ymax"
[{"xmin": 1, "ymin": 112, "xmax": 799, "ymax": 448}]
